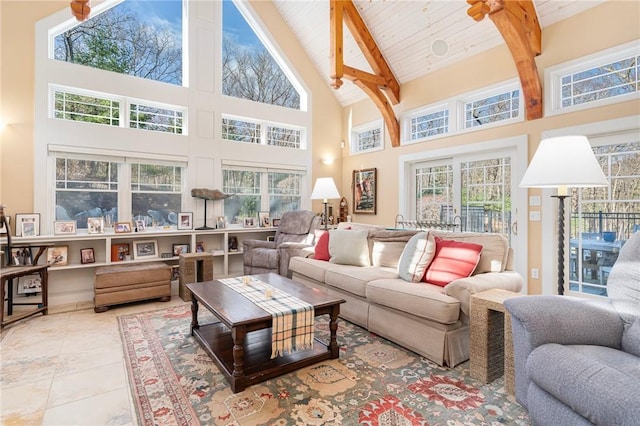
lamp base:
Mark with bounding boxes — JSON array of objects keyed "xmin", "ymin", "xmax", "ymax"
[{"xmin": 552, "ymin": 194, "xmax": 569, "ymax": 295}]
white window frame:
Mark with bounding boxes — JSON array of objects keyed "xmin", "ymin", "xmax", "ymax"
[
  {"xmin": 350, "ymin": 119, "xmax": 384, "ymax": 155},
  {"xmin": 545, "ymin": 39, "xmax": 640, "ymax": 117},
  {"xmin": 221, "ymin": 114, "xmax": 305, "ymax": 149},
  {"xmin": 400, "ymin": 79, "xmax": 523, "ymax": 146}
]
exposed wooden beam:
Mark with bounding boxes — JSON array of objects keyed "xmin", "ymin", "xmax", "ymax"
[
  {"xmin": 329, "ymin": 0, "xmax": 402, "ymax": 147},
  {"xmin": 467, "ymin": 0, "xmax": 543, "ymax": 120}
]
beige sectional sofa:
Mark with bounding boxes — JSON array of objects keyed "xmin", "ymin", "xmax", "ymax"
[{"xmin": 288, "ymin": 223, "xmax": 523, "ymax": 367}]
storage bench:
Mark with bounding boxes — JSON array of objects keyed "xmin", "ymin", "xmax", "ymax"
[{"xmin": 94, "ymin": 262, "xmax": 171, "ymax": 312}]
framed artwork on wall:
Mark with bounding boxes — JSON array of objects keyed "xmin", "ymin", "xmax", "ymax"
[{"xmin": 353, "ymin": 168, "xmax": 377, "ymax": 214}]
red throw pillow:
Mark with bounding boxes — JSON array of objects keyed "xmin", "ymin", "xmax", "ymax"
[
  {"xmin": 423, "ymin": 237, "xmax": 483, "ymax": 287},
  {"xmin": 314, "ymin": 230, "xmax": 330, "ymax": 261}
]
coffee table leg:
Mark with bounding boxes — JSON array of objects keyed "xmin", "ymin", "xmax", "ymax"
[
  {"xmin": 328, "ymin": 305, "xmax": 340, "ymax": 358},
  {"xmin": 231, "ymin": 325, "xmax": 246, "ymax": 392},
  {"xmin": 190, "ymin": 298, "xmax": 199, "ymax": 335}
]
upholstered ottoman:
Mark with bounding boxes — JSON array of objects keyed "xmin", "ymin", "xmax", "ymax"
[{"xmin": 94, "ymin": 262, "xmax": 171, "ymax": 312}]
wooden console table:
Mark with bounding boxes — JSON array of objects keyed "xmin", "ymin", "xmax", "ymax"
[
  {"xmin": 1, "ymin": 264, "xmax": 49, "ymax": 328},
  {"xmin": 469, "ymin": 288, "xmax": 521, "ymax": 395}
]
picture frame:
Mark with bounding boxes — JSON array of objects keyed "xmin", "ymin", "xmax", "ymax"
[
  {"xmin": 18, "ymin": 276, "xmax": 42, "ymax": 294},
  {"xmin": 172, "ymin": 243, "xmax": 190, "ymax": 256},
  {"xmin": 216, "ymin": 216, "xmax": 226, "ymax": 229},
  {"xmin": 111, "ymin": 243, "xmax": 130, "ymax": 262},
  {"xmin": 80, "ymin": 248, "xmax": 95, "ymax": 264},
  {"xmin": 258, "ymin": 211, "xmax": 270, "ymax": 227},
  {"xmin": 87, "ymin": 217, "xmax": 104, "ymax": 234},
  {"xmin": 133, "ymin": 240, "xmax": 159, "ymax": 260},
  {"xmin": 0, "ymin": 215, "xmax": 10, "ymax": 234},
  {"xmin": 54, "ymin": 220, "xmax": 77, "ymax": 236},
  {"xmin": 46, "ymin": 245, "xmax": 69, "ymax": 266},
  {"xmin": 177, "ymin": 212, "xmax": 193, "ymax": 230},
  {"xmin": 21, "ymin": 221, "xmax": 37, "ymax": 237},
  {"xmin": 15, "ymin": 213, "xmax": 40, "ymax": 237},
  {"xmin": 271, "ymin": 218, "xmax": 280, "ymax": 227},
  {"xmin": 353, "ymin": 168, "xmax": 377, "ymax": 214},
  {"xmin": 135, "ymin": 219, "xmax": 146, "ymax": 232},
  {"xmin": 114, "ymin": 221, "xmax": 132, "ymax": 233},
  {"xmin": 10, "ymin": 247, "xmax": 32, "ymax": 266},
  {"xmin": 195, "ymin": 241, "xmax": 205, "ymax": 253},
  {"xmin": 243, "ymin": 217, "xmax": 256, "ymax": 228},
  {"xmin": 228, "ymin": 236, "xmax": 239, "ymax": 252}
]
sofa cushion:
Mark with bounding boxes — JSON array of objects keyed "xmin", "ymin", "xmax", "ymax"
[
  {"xmin": 424, "ymin": 237, "xmax": 482, "ymax": 287},
  {"xmin": 527, "ymin": 343, "xmax": 640, "ymax": 425},
  {"xmin": 325, "ymin": 265, "xmax": 398, "ymax": 297},
  {"xmin": 430, "ymin": 230, "xmax": 508, "ymax": 274},
  {"xmin": 329, "ymin": 229, "xmax": 370, "ymax": 266},
  {"xmin": 370, "ymin": 229, "xmax": 418, "ymax": 268},
  {"xmin": 622, "ymin": 316, "xmax": 640, "ymax": 357},
  {"xmin": 289, "ymin": 257, "xmax": 333, "ymax": 283},
  {"xmin": 314, "ymin": 230, "xmax": 330, "ymax": 261},
  {"xmin": 366, "ymin": 278, "xmax": 461, "ymax": 324},
  {"xmin": 397, "ymin": 232, "xmax": 436, "ymax": 282}
]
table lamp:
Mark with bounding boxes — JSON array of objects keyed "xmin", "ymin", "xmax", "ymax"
[
  {"xmin": 311, "ymin": 177, "xmax": 340, "ymax": 230},
  {"xmin": 519, "ymin": 135, "xmax": 608, "ymax": 295}
]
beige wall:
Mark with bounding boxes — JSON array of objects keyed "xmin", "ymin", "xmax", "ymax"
[{"xmin": 341, "ymin": 0, "xmax": 640, "ymax": 294}]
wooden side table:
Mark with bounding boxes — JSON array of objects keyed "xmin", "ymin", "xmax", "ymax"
[
  {"xmin": 1, "ymin": 264, "xmax": 49, "ymax": 328},
  {"xmin": 469, "ymin": 288, "xmax": 522, "ymax": 394}
]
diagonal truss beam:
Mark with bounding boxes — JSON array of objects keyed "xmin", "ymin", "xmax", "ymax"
[
  {"xmin": 467, "ymin": 0, "xmax": 542, "ymax": 120},
  {"xmin": 330, "ymin": 0, "xmax": 401, "ymax": 147}
]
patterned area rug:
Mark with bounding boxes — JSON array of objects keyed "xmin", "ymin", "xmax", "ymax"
[{"xmin": 118, "ymin": 304, "xmax": 530, "ymax": 425}]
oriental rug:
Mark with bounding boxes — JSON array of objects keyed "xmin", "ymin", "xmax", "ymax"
[{"xmin": 118, "ymin": 304, "xmax": 530, "ymax": 426}]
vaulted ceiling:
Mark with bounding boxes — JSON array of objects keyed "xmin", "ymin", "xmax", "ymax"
[{"xmin": 273, "ymin": 0, "xmax": 606, "ymax": 107}]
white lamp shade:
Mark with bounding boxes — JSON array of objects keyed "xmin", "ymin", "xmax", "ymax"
[
  {"xmin": 311, "ymin": 177, "xmax": 340, "ymax": 201},
  {"xmin": 520, "ymin": 135, "xmax": 608, "ymax": 192}
]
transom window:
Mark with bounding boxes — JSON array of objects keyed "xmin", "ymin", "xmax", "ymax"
[
  {"xmin": 53, "ymin": 87, "xmax": 186, "ymax": 135},
  {"xmin": 409, "ymin": 107, "xmax": 449, "ymax": 141},
  {"xmin": 222, "ymin": 116, "xmax": 303, "ymax": 148},
  {"xmin": 464, "ymin": 89, "xmax": 520, "ymax": 129},
  {"xmin": 351, "ymin": 120, "xmax": 383, "ymax": 154}
]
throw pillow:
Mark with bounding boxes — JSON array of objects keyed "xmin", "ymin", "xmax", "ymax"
[
  {"xmin": 314, "ymin": 230, "xmax": 330, "ymax": 261},
  {"xmin": 423, "ymin": 237, "xmax": 483, "ymax": 287},
  {"xmin": 396, "ymin": 232, "xmax": 436, "ymax": 282},
  {"xmin": 329, "ymin": 229, "xmax": 370, "ymax": 266}
]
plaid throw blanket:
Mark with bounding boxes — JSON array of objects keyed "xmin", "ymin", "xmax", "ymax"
[{"xmin": 219, "ymin": 277, "xmax": 314, "ymax": 358}]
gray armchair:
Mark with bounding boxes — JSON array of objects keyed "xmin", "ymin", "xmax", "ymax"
[
  {"xmin": 242, "ymin": 210, "xmax": 321, "ymax": 278},
  {"xmin": 504, "ymin": 232, "xmax": 640, "ymax": 426}
]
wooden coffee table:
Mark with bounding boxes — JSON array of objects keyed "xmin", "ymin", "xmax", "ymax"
[{"xmin": 187, "ymin": 273, "xmax": 345, "ymax": 393}]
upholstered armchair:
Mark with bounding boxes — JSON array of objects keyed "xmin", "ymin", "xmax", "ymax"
[
  {"xmin": 504, "ymin": 231, "xmax": 640, "ymax": 426},
  {"xmin": 242, "ymin": 210, "xmax": 321, "ymax": 278}
]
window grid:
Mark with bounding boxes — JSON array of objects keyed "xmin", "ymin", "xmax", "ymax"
[
  {"xmin": 410, "ymin": 109, "xmax": 449, "ymax": 140},
  {"xmin": 415, "ymin": 164, "xmax": 453, "ymax": 222},
  {"xmin": 266, "ymin": 126, "xmax": 301, "ymax": 148},
  {"xmin": 222, "ymin": 118, "xmax": 261, "ymax": 144},
  {"xmin": 464, "ymin": 90, "xmax": 520, "ymax": 128},
  {"xmin": 561, "ymin": 55, "xmax": 639, "ymax": 108},
  {"xmin": 356, "ymin": 128, "xmax": 382, "ymax": 152},
  {"xmin": 130, "ymin": 104, "xmax": 184, "ymax": 134},
  {"xmin": 54, "ymin": 90, "xmax": 120, "ymax": 126}
]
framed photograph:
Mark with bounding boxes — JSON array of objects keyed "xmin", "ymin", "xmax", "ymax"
[
  {"xmin": 54, "ymin": 220, "xmax": 77, "ymax": 235},
  {"xmin": 18, "ymin": 276, "xmax": 42, "ymax": 294},
  {"xmin": 258, "ymin": 211, "xmax": 270, "ymax": 227},
  {"xmin": 0, "ymin": 215, "xmax": 10, "ymax": 234},
  {"xmin": 46, "ymin": 245, "xmax": 69, "ymax": 266},
  {"xmin": 171, "ymin": 265, "xmax": 180, "ymax": 281},
  {"xmin": 133, "ymin": 240, "xmax": 159, "ymax": 260},
  {"xmin": 15, "ymin": 213, "xmax": 40, "ymax": 237},
  {"xmin": 177, "ymin": 212, "xmax": 193, "ymax": 230},
  {"xmin": 271, "ymin": 218, "xmax": 280, "ymax": 227},
  {"xmin": 10, "ymin": 247, "xmax": 32, "ymax": 266},
  {"xmin": 243, "ymin": 217, "xmax": 256, "ymax": 228},
  {"xmin": 353, "ymin": 168, "xmax": 377, "ymax": 214},
  {"xmin": 87, "ymin": 217, "xmax": 104, "ymax": 234},
  {"xmin": 216, "ymin": 216, "xmax": 226, "ymax": 229},
  {"xmin": 111, "ymin": 243, "xmax": 130, "ymax": 262},
  {"xmin": 172, "ymin": 243, "xmax": 190, "ymax": 256},
  {"xmin": 135, "ymin": 219, "xmax": 146, "ymax": 232},
  {"xmin": 195, "ymin": 241, "xmax": 205, "ymax": 253},
  {"xmin": 228, "ymin": 236, "xmax": 239, "ymax": 252},
  {"xmin": 80, "ymin": 248, "xmax": 95, "ymax": 264},
  {"xmin": 114, "ymin": 221, "xmax": 132, "ymax": 233}
]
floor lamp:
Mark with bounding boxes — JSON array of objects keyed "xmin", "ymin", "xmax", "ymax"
[
  {"xmin": 520, "ymin": 135, "xmax": 608, "ymax": 295},
  {"xmin": 311, "ymin": 177, "xmax": 340, "ymax": 230}
]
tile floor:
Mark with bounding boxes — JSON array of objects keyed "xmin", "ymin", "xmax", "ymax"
[{"xmin": 1, "ymin": 297, "xmax": 187, "ymax": 425}]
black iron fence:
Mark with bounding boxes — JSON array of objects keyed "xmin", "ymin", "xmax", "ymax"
[{"xmin": 570, "ymin": 211, "xmax": 640, "ymax": 241}]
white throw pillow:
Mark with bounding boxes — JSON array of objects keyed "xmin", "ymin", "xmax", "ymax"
[
  {"xmin": 397, "ymin": 231, "xmax": 436, "ymax": 282},
  {"xmin": 329, "ymin": 229, "xmax": 370, "ymax": 266}
]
